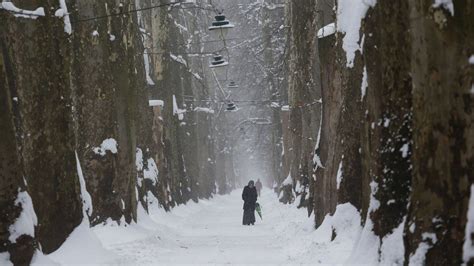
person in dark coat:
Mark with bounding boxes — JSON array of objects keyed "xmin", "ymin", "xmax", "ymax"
[
  {"xmin": 255, "ymin": 179, "xmax": 262, "ymax": 197},
  {"xmin": 242, "ymin": 180, "xmax": 258, "ymax": 225}
]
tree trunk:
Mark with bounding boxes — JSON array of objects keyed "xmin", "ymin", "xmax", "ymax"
[
  {"xmin": 150, "ymin": 1, "xmax": 191, "ymax": 204},
  {"xmin": 404, "ymin": 1, "xmax": 474, "ymax": 264},
  {"xmin": 362, "ymin": 0, "xmax": 413, "ymax": 241},
  {"xmin": 284, "ymin": 0, "xmax": 321, "ymax": 205},
  {"xmin": 1, "ymin": 0, "xmax": 83, "ymax": 253},
  {"xmin": 0, "ymin": 35, "xmax": 35, "ymax": 265},
  {"xmin": 73, "ymin": 0, "xmax": 141, "ymax": 225}
]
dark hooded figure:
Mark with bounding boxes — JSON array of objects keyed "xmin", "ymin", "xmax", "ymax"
[{"xmin": 242, "ymin": 180, "xmax": 258, "ymax": 225}]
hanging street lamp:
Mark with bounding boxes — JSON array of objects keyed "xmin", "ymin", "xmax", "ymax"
[
  {"xmin": 209, "ymin": 54, "xmax": 228, "ymax": 77},
  {"xmin": 208, "ymin": 13, "xmax": 234, "ymax": 41},
  {"xmin": 227, "ymin": 80, "xmax": 239, "ymax": 89},
  {"xmin": 225, "ymin": 101, "xmax": 237, "ymax": 111},
  {"xmin": 209, "ymin": 54, "xmax": 228, "ymax": 67}
]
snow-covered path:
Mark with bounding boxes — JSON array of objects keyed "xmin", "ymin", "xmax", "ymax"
[
  {"xmin": 111, "ymin": 190, "xmax": 290, "ymax": 265},
  {"xmin": 42, "ymin": 188, "xmax": 363, "ymax": 265}
]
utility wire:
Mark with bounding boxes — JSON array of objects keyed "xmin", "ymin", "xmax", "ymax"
[
  {"xmin": 142, "ymin": 51, "xmax": 216, "ymax": 55},
  {"xmin": 74, "ymin": 2, "xmax": 215, "ymax": 23}
]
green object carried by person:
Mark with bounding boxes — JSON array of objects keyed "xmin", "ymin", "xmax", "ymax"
[{"xmin": 255, "ymin": 202, "xmax": 262, "ymax": 220}]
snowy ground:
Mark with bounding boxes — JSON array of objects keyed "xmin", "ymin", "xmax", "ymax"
[{"xmin": 31, "ymin": 189, "xmax": 368, "ymax": 265}]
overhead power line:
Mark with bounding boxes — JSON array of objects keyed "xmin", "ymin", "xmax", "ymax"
[
  {"xmin": 75, "ymin": 2, "xmax": 215, "ymax": 23},
  {"xmin": 142, "ymin": 51, "xmax": 217, "ymax": 55}
]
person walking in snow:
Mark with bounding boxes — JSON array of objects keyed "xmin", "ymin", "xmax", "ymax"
[
  {"xmin": 242, "ymin": 180, "xmax": 258, "ymax": 225},
  {"xmin": 255, "ymin": 179, "xmax": 262, "ymax": 197}
]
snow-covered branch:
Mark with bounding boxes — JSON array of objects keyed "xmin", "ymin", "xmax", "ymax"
[{"xmin": 0, "ymin": 1, "xmax": 45, "ymax": 19}]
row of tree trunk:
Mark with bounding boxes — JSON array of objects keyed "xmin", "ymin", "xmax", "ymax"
[
  {"xmin": 0, "ymin": 0, "xmax": 217, "ymax": 264},
  {"xmin": 281, "ymin": 0, "xmax": 473, "ymax": 263}
]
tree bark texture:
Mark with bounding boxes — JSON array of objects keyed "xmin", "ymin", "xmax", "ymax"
[
  {"xmin": 284, "ymin": 0, "xmax": 322, "ymax": 206},
  {"xmin": 73, "ymin": 0, "xmax": 141, "ymax": 225},
  {"xmin": 0, "ymin": 0, "xmax": 83, "ymax": 253},
  {"xmin": 363, "ymin": 0, "xmax": 413, "ymax": 239},
  {"xmin": 0, "ymin": 35, "xmax": 35, "ymax": 265},
  {"xmin": 404, "ymin": 1, "xmax": 473, "ymax": 264}
]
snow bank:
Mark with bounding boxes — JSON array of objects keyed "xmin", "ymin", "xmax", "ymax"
[
  {"xmin": 93, "ymin": 220, "xmax": 157, "ymax": 247},
  {"xmin": 0, "ymin": 253, "xmax": 12, "ymax": 266},
  {"xmin": 380, "ymin": 218, "xmax": 406, "ymax": 264},
  {"xmin": 37, "ymin": 188, "xmax": 379, "ymax": 265},
  {"xmin": 40, "ymin": 153, "xmax": 108, "ymax": 265},
  {"xmin": 137, "ymin": 202, "xmax": 160, "ymax": 230},
  {"xmin": 282, "ymin": 202, "xmax": 362, "ymax": 264},
  {"xmin": 307, "ymin": 203, "xmax": 361, "ymax": 247},
  {"xmin": 349, "ymin": 219, "xmax": 380, "ymax": 264},
  {"xmin": 145, "ymin": 191, "xmax": 162, "ymax": 214},
  {"xmin": 94, "ymin": 193, "xmax": 204, "ymax": 250},
  {"xmin": 348, "ymin": 181, "xmax": 381, "ymax": 264},
  {"xmin": 329, "ymin": 204, "xmax": 362, "ymax": 242},
  {"xmin": 48, "ymin": 220, "xmax": 118, "ymax": 265},
  {"xmin": 93, "ymin": 138, "xmax": 118, "ymax": 156},
  {"xmin": 31, "ymin": 251, "xmax": 58, "ymax": 266},
  {"xmin": 8, "ymin": 190, "xmax": 37, "ymax": 243}
]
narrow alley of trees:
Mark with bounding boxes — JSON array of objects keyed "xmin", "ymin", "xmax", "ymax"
[{"xmin": 1, "ymin": 0, "xmax": 473, "ymax": 265}]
